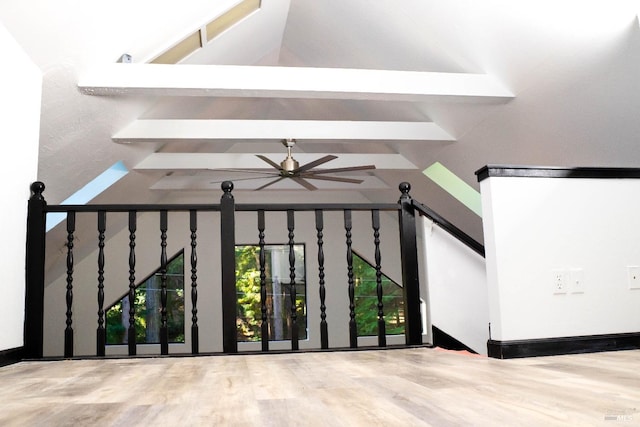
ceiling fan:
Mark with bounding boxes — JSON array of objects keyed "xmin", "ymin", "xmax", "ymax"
[{"xmin": 212, "ymin": 139, "xmax": 376, "ymax": 191}]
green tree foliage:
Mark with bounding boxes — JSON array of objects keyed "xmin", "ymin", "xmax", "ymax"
[
  {"xmin": 106, "ymin": 252, "xmax": 185, "ymax": 345},
  {"xmin": 235, "ymin": 245, "xmax": 262, "ymax": 340},
  {"xmin": 235, "ymin": 245, "xmax": 307, "ymax": 342},
  {"xmin": 105, "ymin": 246, "xmax": 404, "ymax": 345},
  {"xmin": 353, "ymin": 253, "xmax": 405, "ymax": 336},
  {"xmin": 235, "ymin": 245, "xmax": 403, "ymax": 341}
]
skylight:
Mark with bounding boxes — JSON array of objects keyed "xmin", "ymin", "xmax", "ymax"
[
  {"xmin": 151, "ymin": 31, "xmax": 202, "ymax": 65},
  {"xmin": 150, "ymin": 0, "xmax": 261, "ymax": 64},
  {"xmin": 423, "ymin": 162, "xmax": 482, "ymax": 217},
  {"xmin": 46, "ymin": 161, "xmax": 129, "ymax": 231},
  {"xmin": 206, "ymin": 0, "xmax": 261, "ymax": 42}
]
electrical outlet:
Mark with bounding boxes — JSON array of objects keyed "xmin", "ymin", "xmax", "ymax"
[
  {"xmin": 628, "ymin": 266, "xmax": 640, "ymax": 290},
  {"xmin": 552, "ymin": 269, "xmax": 567, "ymax": 294},
  {"xmin": 569, "ymin": 268, "xmax": 584, "ymax": 294}
]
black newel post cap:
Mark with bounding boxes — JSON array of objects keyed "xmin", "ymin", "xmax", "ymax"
[
  {"xmin": 221, "ymin": 181, "xmax": 234, "ymax": 194},
  {"xmin": 30, "ymin": 181, "xmax": 45, "ymax": 200},
  {"xmin": 399, "ymin": 182, "xmax": 411, "ymax": 196}
]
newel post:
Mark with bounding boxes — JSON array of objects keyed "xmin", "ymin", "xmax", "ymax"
[
  {"xmin": 398, "ymin": 182, "xmax": 422, "ymax": 345},
  {"xmin": 220, "ymin": 181, "xmax": 238, "ymax": 353},
  {"xmin": 24, "ymin": 181, "xmax": 47, "ymax": 359}
]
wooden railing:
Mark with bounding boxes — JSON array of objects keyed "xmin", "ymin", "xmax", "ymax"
[
  {"xmin": 411, "ymin": 200, "xmax": 485, "ymax": 257},
  {"xmin": 23, "ymin": 181, "xmax": 426, "ymax": 359}
]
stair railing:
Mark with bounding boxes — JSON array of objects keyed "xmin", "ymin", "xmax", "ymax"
[{"xmin": 23, "ymin": 181, "xmax": 424, "ymax": 359}]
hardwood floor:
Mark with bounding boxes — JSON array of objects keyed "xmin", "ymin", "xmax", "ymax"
[{"xmin": 0, "ymin": 347, "xmax": 639, "ymax": 426}]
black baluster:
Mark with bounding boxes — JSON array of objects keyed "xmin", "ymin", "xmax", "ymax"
[
  {"xmin": 287, "ymin": 210, "xmax": 299, "ymax": 350},
  {"xmin": 398, "ymin": 182, "xmax": 422, "ymax": 345},
  {"xmin": 372, "ymin": 209, "xmax": 386, "ymax": 347},
  {"xmin": 64, "ymin": 211, "xmax": 75, "ymax": 358},
  {"xmin": 258, "ymin": 210, "xmax": 269, "ymax": 351},
  {"xmin": 96, "ymin": 211, "xmax": 106, "ymax": 356},
  {"xmin": 128, "ymin": 211, "xmax": 137, "ymax": 356},
  {"xmin": 159, "ymin": 210, "xmax": 169, "ymax": 355},
  {"xmin": 190, "ymin": 210, "xmax": 199, "ymax": 355},
  {"xmin": 316, "ymin": 210, "xmax": 328, "ymax": 349},
  {"xmin": 344, "ymin": 209, "xmax": 357, "ymax": 348}
]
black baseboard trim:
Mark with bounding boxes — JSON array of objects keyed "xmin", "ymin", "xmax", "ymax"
[
  {"xmin": 488, "ymin": 332, "xmax": 640, "ymax": 359},
  {"xmin": 0, "ymin": 347, "xmax": 24, "ymax": 367}
]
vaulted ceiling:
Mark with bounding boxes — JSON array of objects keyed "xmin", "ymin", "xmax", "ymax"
[{"xmin": 2, "ymin": 0, "xmax": 639, "ymax": 243}]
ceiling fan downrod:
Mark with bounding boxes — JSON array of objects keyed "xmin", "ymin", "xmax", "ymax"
[{"xmin": 280, "ymin": 138, "xmax": 299, "ymax": 173}]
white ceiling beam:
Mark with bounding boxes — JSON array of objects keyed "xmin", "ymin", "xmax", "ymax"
[
  {"xmin": 113, "ymin": 119, "xmax": 455, "ymax": 142},
  {"xmin": 79, "ymin": 64, "xmax": 514, "ymax": 101},
  {"xmin": 133, "ymin": 153, "xmax": 418, "ymax": 170}
]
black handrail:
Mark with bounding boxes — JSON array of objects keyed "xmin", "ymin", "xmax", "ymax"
[
  {"xmin": 45, "ymin": 204, "xmax": 222, "ymax": 212},
  {"xmin": 236, "ymin": 203, "xmax": 399, "ymax": 212},
  {"xmin": 45, "ymin": 203, "xmax": 399, "ymax": 214},
  {"xmin": 411, "ymin": 200, "xmax": 485, "ymax": 258}
]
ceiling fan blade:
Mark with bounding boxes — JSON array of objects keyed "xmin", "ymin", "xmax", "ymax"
[
  {"xmin": 210, "ymin": 175, "xmax": 279, "ymax": 184},
  {"xmin": 300, "ymin": 174, "xmax": 364, "ymax": 184},
  {"xmin": 291, "ymin": 177, "xmax": 318, "ymax": 191},
  {"xmin": 294, "ymin": 155, "xmax": 338, "ymax": 173},
  {"xmin": 304, "ymin": 165, "xmax": 376, "ymax": 175},
  {"xmin": 208, "ymin": 168, "xmax": 281, "ymax": 176},
  {"xmin": 256, "ymin": 155, "xmax": 283, "ymax": 171},
  {"xmin": 255, "ymin": 176, "xmax": 286, "ymax": 191}
]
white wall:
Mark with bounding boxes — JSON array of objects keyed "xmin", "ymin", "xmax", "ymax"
[
  {"xmin": 422, "ymin": 217, "xmax": 488, "ymax": 354},
  {"xmin": 481, "ymin": 176, "xmax": 640, "ymax": 341},
  {"xmin": 0, "ymin": 24, "xmax": 41, "ymax": 352}
]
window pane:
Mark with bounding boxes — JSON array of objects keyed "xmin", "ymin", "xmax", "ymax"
[
  {"xmin": 106, "ymin": 252, "xmax": 185, "ymax": 345},
  {"xmin": 353, "ymin": 252, "xmax": 405, "ymax": 336},
  {"xmin": 236, "ymin": 244, "xmax": 307, "ymax": 342}
]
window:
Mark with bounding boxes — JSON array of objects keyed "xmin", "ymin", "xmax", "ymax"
[
  {"xmin": 423, "ymin": 161, "xmax": 482, "ymax": 217},
  {"xmin": 353, "ymin": 252, "xmax": 405, "ymax": 336},
  {"xmin": 47, "ymin": 161, "xmax": 128, "ymax": 231},
  {"xmin": 106, "ymin": 252, "xmax": 185, "ymax": 345},
  {"xmin": 235, "ymin": 244, "xmax": 307, "ymax": 342}
]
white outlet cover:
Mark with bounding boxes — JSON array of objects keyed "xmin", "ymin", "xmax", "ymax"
[
  {"xmin": 569, "ymin": 268, "xmax": 585, "ymax": 294},
  {"xmin": 628, "ymin": 266, "xmax": 640, "ymax": 290},
  {"xmin": 552, "ymin": 269, "xmax": 567, "ymax": 294}
]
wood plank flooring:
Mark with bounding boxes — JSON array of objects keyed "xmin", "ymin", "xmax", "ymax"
[{"xmin": 0, "ymin": 347, "xmax": 639, "ymax": 426}]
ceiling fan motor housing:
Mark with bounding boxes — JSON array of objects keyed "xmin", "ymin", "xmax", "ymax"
[{"xmin": 281, "ymin": 156, "xmax": 299, "ymax": 173}]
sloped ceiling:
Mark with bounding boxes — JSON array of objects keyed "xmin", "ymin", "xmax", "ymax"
[{"xmin": 1, "ymin": 0, "xmax": 640, "ymax": 244}]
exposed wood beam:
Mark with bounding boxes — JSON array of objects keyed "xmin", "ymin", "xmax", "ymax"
[
  {"xmin": 133, "ymin": 153, "xmax": 418, "ymax": 171},
  {"xmin": 113, "ymin": 119, "xmax": 455, "ymax": 142},
  {"xmin": 79, "ymin": 64, "xmax": 514, "ymax": 101}
]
